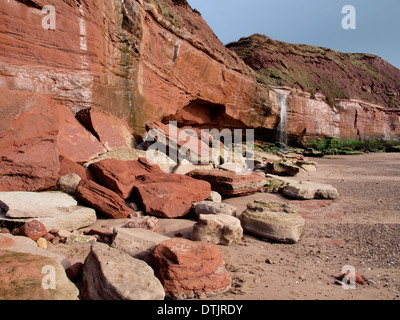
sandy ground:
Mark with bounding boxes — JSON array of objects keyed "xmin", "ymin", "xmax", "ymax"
[
  {"xmin": 216, "ymin": 152, "xmax": 400, "ymax": 300},
  {"xmin": 49, "ymin": 152, "xmax": 400, "ymax": 300}
]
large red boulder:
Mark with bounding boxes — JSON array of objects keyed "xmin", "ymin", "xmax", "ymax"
[
  {"xmin": 75, "ymin": 179, "xmax": 133, "ymax": 219},
  {"xmin": 187, "ymin": 170, "xmax": 266, "ymax": 197},
  {"xmin": 133, "ymin": 173, "xmax": 211, "ymax": 219},
  {"xmin": 76, "ymin": 107, "xmax": 137, "ymax": 151},
  {"xmin": 150, "ymin": 238, "xmax": 231, "ymax": 300},
  {"xmin": 55, "ymin": 105, "xmax": 106, "ymax": 163},
  {"xmin": 88, "ymin": 158, "xmax": 162, "ymax": 199},
  {"xmin": 0, "ymin": 89, "xmax": 61, "ymax": 191},
  {"xmin": 0, "ymin": 88, "xmax": 105, "ymax": 192}
]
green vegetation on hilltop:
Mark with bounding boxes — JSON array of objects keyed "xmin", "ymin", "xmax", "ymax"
[{"xmin": 226, "ymin": 34, "xmax": 400, "ymax": 109}]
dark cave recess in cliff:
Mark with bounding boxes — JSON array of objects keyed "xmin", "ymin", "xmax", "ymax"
[{"xmin": 161, "ymin": 99, "xmax": 245, "ymax": 129}]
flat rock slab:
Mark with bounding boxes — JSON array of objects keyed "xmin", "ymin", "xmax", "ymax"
[
  {"xmin": 0, "ymin": 250, "xmax": 79, "ymax": 300},
  {"xmin": 0, "ymin": 192, "xmax": 78, "ymax": 218},
  {"xmin": 0, "ymin": 206, "xmax": 97, "ymax": 233},
  {"xmin": 283, "ymin": 181, "xmax": 339, "ymax": 200},
  {"xmin": 111, "ymin": 227, "xmax": 170, "ymax": 260},
  {"xmin": 266, "ymin": 174, "xmax": 339, "ymax": 200},
  {"xmin": 187, "ymin": 170, "xmax": 266, "ymax": 197},
  {"xmin": 240, "ymin": 200, "xmax": 306, "ymax": 244},
  {"xmin": 266, "ymin": 161, "xmax": 301, "ymax": 177},
  {"xmin": 81, "ymin": 243, "xmax": 165, "ymax": 300},
  {"xmin": 193, "ymin": 201, "xmax": 238, "ymax": 218}
]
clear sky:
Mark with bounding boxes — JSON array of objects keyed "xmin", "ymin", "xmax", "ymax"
[{"xmin": 187, "ymin": 0, "xmax": 400, "ymax": 70}]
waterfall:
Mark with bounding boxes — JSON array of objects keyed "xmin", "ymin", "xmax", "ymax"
[{"xmin": 276, "ymin": 90, "xmax": 290, "ymax": 146}]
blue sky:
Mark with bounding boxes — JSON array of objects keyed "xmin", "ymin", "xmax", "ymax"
[{"xmin": 187, "ymin": 0, "xmax": 400, "ymax": 70}]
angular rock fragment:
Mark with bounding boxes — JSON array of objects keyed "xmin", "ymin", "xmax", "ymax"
[
  {"xmin": 192, "ymin": 214, "xmax": 243, "ymax": 246},
  {"xmin": 75, "ymin": 179, "xmax": 133, "ymax": 219},
  {"xmin": 81, "ymin": 243, "xmax": 165, "ymax": 300}
]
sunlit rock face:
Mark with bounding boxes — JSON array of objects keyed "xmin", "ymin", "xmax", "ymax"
[{"xmin": 1, "ymin": 1, "xmax": 398, "ymax": 144}]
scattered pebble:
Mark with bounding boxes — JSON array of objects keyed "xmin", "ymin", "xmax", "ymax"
[{"xmin": 36, "ymin": 238, "xmax": 47, "ymax": 250}]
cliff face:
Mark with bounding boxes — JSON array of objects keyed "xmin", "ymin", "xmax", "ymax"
[
  {"xmin": 228, "ymin": 34, "xmax": 400, "ymax": 143},
  {"xmin": 0, "ymin": 0, "xmax": 272, "ymax": 135},
  {"xmin": 0, "ymin": 1, "xmax": 399, "ymax": 144}
]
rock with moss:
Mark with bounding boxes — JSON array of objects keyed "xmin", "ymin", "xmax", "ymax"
[
  {"xmin": 262, "ymin": 177, "xmax": 288, "ymax": 193},
  {"xmin": 240, "ymin": 200, "xmax": 305, "ymax": 244},
  {"xmin": 266, "ymin": 161, "xmax": 301, "ymax": 177},
  {"xmin": 0, "ymin": 250, "xmax": 78, "ymax": 300}
]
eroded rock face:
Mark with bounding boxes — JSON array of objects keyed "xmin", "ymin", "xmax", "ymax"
[
  {"xmin": 240, "ymin": 200, "xmax": 305, "ymax": 244},
  {"xmin": 1, "ymin": 0, "xmax": 399, "ymax": 148},
  {"xmin": 150, "ymin": 238, "xmax": 231, "ymax": 299},
  {"xmin": 0, "ymin": 0, "xmax": 270, "ymax": 136}
]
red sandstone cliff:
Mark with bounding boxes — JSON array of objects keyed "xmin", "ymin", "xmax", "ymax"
[
  {"xmin": 0, "ymin": 1, "xmax": 399, "ymax": 144},
  {"xmin": 0, "ymin": 0, "xmax": 272, "ymax": 136},
  {"xmin": 228, "ymin": 34, "xmax": 400, "ymax": 143}
]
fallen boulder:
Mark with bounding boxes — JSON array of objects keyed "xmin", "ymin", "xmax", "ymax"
[
  {"xmin": 0, "ymin": 89, "xmax": 105, "ymax": 192},
  {"xmin": 75, "ymin": 179, "xmax": 133, "ymax": 219},
  {"xmin": 76, "ymin": 107, "xmax": 137, "ymax": 151},
  {"xmin": 88, "ymin": 158, "xmax": 162, "ymax": 199},
  {"xmin": 150, "ymin": 238, "xmax": 231, "ymax": 300},
  {"xmin": 192, "ymin": 214, "xmax": 243, "ymax": 246},
  {"xmin": 240, "ymin": 200, "xmax": 305, "ymax": 244},
  {"xmin": 283, "ymin": 181, "xmax": 339, "ymax": 200},
  {"xmin": 146, "ymin": 122, "xmax": 211, "ymax": 164},
  {"xmin": 56, "ymin": 174, "xmax": 82, "ymax": 195},
  {"xmin": 81, "ymin": 243, "xmax": 165, "ymax": 300},
  {"xmin": 187, "ymin": 170, "xmax": 266, "ymax": 197},
  {"xmin": 133, "ymin": 173, "xmax": 211, "ymax": 218}
]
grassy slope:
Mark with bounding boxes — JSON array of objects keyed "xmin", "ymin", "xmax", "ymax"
[{"xmin": 227, "ymin": 34, "xmax": 400, "ymax": 109}]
